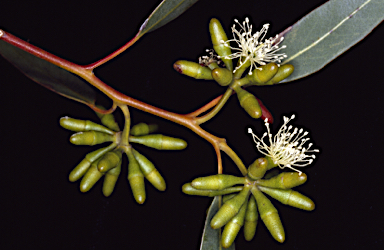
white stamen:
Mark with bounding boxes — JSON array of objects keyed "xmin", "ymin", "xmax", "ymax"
[
  {"xmin": 248, "ymin": 115, "xmax": 319, "ymax": 174},
  {"xmin": 199, "ymin": 49, "xmax": 222, "ymax": 66},
  {"xmin": 223, "ymin": 18, "xmax": 287, "ymax": 75}
]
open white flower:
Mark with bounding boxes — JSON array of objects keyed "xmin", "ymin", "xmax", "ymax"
[
  {"xmin": 248, "ymin": 115, "xmax": 319, "ymax": 174},
  {"xmin": 222, "ymin": 18, "xmax": 287, "ymax": 75}
]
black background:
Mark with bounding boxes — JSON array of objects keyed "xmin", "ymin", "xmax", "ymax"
[{"xmin": 1, "ymin": 0, "xmax": 384, "ymax": 249}]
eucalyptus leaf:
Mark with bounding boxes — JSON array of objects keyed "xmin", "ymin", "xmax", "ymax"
[
  {"xmin": 200, "ymin": 196, "xmax": 235, "ymax": 250},
  {"xmin": 280, "ymin": 0, "xmax": 384, "ymax": 82},
  {"xmin": 0, "ymin": 39, "xmax": 96, "ymax": 106},
  {"xmin": 138, "ymin": 0, "xmax": 199, "ymax": 36}
]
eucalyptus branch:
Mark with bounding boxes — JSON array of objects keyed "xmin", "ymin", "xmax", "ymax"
[{"xmin": 0, "ymin": 30, "xmax": 248, "ymax": 177}]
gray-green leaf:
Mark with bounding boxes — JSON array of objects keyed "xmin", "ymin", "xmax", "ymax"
[
  {"xmin": 138, "ymin": 0, "xmax": 199, "ymax": 35},
  {"xmin": 280, "ymin": 0, "xmax": 384, "ymax": 82},
  {"xmin": 200, "ymin": 196, "xmax": 235, "ymax": 250}
]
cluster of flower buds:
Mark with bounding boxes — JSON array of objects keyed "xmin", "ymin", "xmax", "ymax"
[
  {"xmin": 182, "ymin": 157, "xmax": 314, "ymax": 248},
  {"xmin": 173, "ymin": 18, "xmax": 294, "ymax": 121},
  {"xmin": 60, "ymin": 110, "xmax": 187, "ymax": 203}
]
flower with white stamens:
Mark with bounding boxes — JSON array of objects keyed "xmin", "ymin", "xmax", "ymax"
[
  {"xmin": 222, "ymin": 18, "xmax": 287, "ymax": 75},
  {"xmin": 248, "ymin": 115, "xmax": 319, "ymax": 174},
  {"xmin": 198, "ymin": 49, "xmax": 222, "ymax": 66}
]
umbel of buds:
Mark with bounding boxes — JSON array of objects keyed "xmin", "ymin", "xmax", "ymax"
[
  {"xmin": 182, "ymin": 116, "xmax": 318, "ymax": 248},
  {"xmin": 60, "ymin": 109, "xmax": 187, "ymax": 203},
  {"xmin": 173, "ymin": 18, "xmax": 294, "ymax": 122},
  {"xmin": 183, "ymin": 162, "xmax": 314, "ymax": 248}
]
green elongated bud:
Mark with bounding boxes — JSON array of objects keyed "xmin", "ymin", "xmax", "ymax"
[
  {"xmin": 236, "ymin": 88, "xmax": 262, "ymax": 119},
  {"xmin": 182, "ymin": 183, "xmax": 243, "ymax": 197},
  {"xmin": 95, "ymin": 106, "xmax": 120, "ymax": 132},
  {"xmin": 126, "ymin": 150, "xmax": 146, "ymax": 204},
  {"xmin": 247, "ymin": 63, "xmax": 279, "ymax": 85},
  {"xmin": 60, "ymin": 117, "xmax": 115, "ymax": 135},
  {"xmin": 258, "ymin": 186, "xmax": 315, "ymax": 211},
  {"xmin": 102, "ymin": 162, "xmax": 121, "ymax": 197},
  {"xmin": 222, "ymin": 201, "xmax": 248, "ymax": 248},
  {"xmin": 244, "ymin": 195, "xmax": 258, "ymax": 241},
  {"xmin": 98, "ymin": 150, "xmax": 122, "ymax": 173},
  {"xmin": 191, "ymin": 174, "xmax": 245, "ymax": 190},
  {"xmin": 251, "ymin": 187, "xmax": 285, "ymax": 243},
  {"xmin": 132, "ymin": 149, "xmax": 166, "ymax": 191},
  {"xmin": 130, "ymin": 123, "xmax": 158, "ymax": 136},
  {"xmin": 173, "ymin": 60, "xmax": 213, "ymax": 80},
  {"xmin": 257, "ymin": 172, "xmax": 307, "ymax": 189},
  {"xmin": 69, "ymin": 143, "xmax": 116, "ymax": 182},
  {"xmin": 70, "ymin": 131, "xmax": 116, "ymax": 146},
  {"xmin": 248, "ymin": 158, "xmax": 269, "ymax": 180},
  {"xmin": 209, "ymin": 18, "xmax": 233, "ymax": 71},
  {"xmin": 129, "ymin": 134, "xmax": 187, "ymax": 150},
  {"xmin": 211, "ymin": 186, "xmax": 251, "ymax": 229},
  {"xmin": 265, "ymin": 64, "xmax": 294, "ymax": 85},
  {"xmin": 80, "ymin": 158, "xmax": 103, "ymax": 192},
  {"xmin": 211, "ymin": 67, "xmax": 233, "ymax": 86}
]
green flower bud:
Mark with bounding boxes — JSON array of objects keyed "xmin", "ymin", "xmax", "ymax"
[
  {"xmin": 132, "ymin": 149, "xmax": 166, "ymax": 191},
  {"xmin": 69, "ymin": 131, "xmax": 116, "ymax": 146},
  {"xmin": 236, "ymin": 88, "xmax": 262, "ymax": 119},
  {"xmin": 182, "ymin": 183, "xmax": 243, "ymax": 197},
  {"xmin": 251, "ymin": 187, "xmax": 285, "ymax": 243},
  {"xmin": 247, "ymin": 63, "xmax": 278, "ymax": 85},
  {"xmin": 258, "ymin": 186, "xmax": 315, "ymax": 211},
  {"xmin": 102, "ymin": 162, "xmax": 121, "ymax": 197},
  {"xmin": 191, "ymin": 174, "xmax": 245, "ymax": 190},
  {"xmin": 209, "ymin": 18, "xmax": 233, "ymax": 71},
  {"xmin": 222, "ymin": 201, "xmax": 247, "ymax": 248},
  {"xmin": 265, "ymin": 64, "xmax": 294, "ymax": 85},
  {"xmin": 126, "ymin": 150, "xmax": 146, "ymax": 204},
  {"xmin": 211, "ymin": 67, "xmax": 233, "ymax": 86},
  {"xmin": 173, "ymin": 60, "xmax": 213, "ymax": 80},
  {"xmin": 129, "ymin": 134, "xmax": 187, "ymax": 150},
  {"xmin": 60, "ymin": 117, "xmax": 115, "ymax": 135},
  {"xmin": 80, "ymin": 158, "xmax": 103, "ymax": 193},
  {"xmin": 98, "ymin": 150, "xmax": 122, "ymax": 173},
  {"xmin": 69, "ymin": 143, "xmax": 116, "ymax": 182},
  {"xmin": 211, "ymin": 186, "xmax": 251, "ymax": 229},
  {"xmin": 130, "ymin": 123, "xmax": 158, "ymax": 136},
  {"xmin": 95, "ymin": 106, "xmax": 120, "ymax": 132},
  {"xmin": 256, "ymin": 172, "xmax": 307, "ymax": 189},
  {"xmin": 244, "ymin": 195, "xmax": 258, "ymax": 241},
  {"xmin": 248, "ymin": 158, "xmax": 269, "ymax": 180}
]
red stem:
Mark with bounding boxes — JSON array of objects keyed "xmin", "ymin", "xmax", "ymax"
[
  {"xmin": 0, "ymin": 29, "xmax": 240, "ymax": 174},
  {"xmin": 83, "ymin": 32, "xmax": 141, "ymax": 70}
]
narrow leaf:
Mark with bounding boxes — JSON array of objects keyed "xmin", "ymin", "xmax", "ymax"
[
  {"xmin": 138, "ymin": 0, "xmax": 199, "ymax": 36},
  {"xmin": 280, "ymin": 0, "xmax": 384, "ymax": 82},
  {"xmin": 0, "ymin": 39, "xmax": 96, "ymax": 106},
  {"xmin": 200, "ymin": 196, "xmax": 235, "ymax": 250}
]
